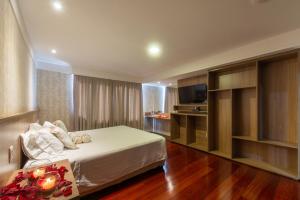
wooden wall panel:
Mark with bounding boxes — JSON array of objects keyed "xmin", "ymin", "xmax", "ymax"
[
  {"xmin": 212, "ymin": 91, "xmax": 232, "ymax": 156},
  {"xmin": 0, "ymin": 111, "xmax": 38, "ymax": 186},
  {"xmin": 0, "ymin": 0, "xmax": 36, "ymax": 118},
  {"xmin": 171, "ymin": 115, "xmax": 180, "ymax": 139},
  {"xmin": 211, "ymin": 64, "xmax": 256, "ymax": 90},
  {"xmin": 179, "ymin": 116, "xmax": 187, "ymax": 144},
  {"xmin": 195, "ymin": 116, "xmax": 208, "ymax": 147},
  {"xmin": 232, "ymin": 88, "xmax": 257, "ymax": 139},
  {"xmin": 260, "ymin": 56, "xmax": 298, "ymax": 144},
  {"xmin": 177, "ymin": 74, "xmax": 208, "ymax": 88}
]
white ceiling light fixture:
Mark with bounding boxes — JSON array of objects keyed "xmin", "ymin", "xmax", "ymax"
[
  {"xmin": 157, "ymin": 81, "xmax": 161, "ymax": 84},
  {"xmin": 147, "ymin": 43, "xmax": 162, "ymax": 57},
  {"xmin": 169, "ymin": 83, "xmax": 172, "ymax": 86},
  {"xmin": 52, "ymin": 1, "xmax": 63, "ymax": 11},
  {"xmin": 51, "ymin": 49, "xmax": 57, "ymax": 54}
]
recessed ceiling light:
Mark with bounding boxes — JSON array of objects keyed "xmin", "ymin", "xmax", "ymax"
[
  {"xmin": 157, "ymin": 81, "xmax": 161, "ymax": 84},
  {"xmin": 51, "ymin": 49, "xmax": 57, "ymax": 54},
  {"xmin": 53, "ymin": 1, "xmax": 63, "ymax": 11},
  {"xmin": 169, "ymin": 83, "xmax": 172, "ymax": 86},
  {"xmin": 147, "ymin": 43, "xmax": 162, "ymax": 57}
]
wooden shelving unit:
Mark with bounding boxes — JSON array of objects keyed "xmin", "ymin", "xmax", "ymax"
[
  {"xmin": 171, "ymin": 114, "xmax": 187, "ymax": 145},
  {"xmin": 171, "ymin": 49, "xmax": 300, "ymax": 179},
  {"xmin": 208, "ymin": 90, "xmax": 232, "ymax": 158},
  {"xmin": 170, "ymin": 112, "xmax": 208, "ymax": 150},
  {"xmin": 171, "ymin": 74, "xmax": 209, "ymax": 151}
]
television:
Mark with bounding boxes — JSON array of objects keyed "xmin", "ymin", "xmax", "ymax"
[{"xmin": 178, "ymin": 84, "xmax": 207, "ymax": 104}]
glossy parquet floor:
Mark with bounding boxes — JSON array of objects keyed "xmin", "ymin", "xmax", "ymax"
[{"xmin": 83, "ymin": 141, "xmax": 300, "ymax": 200}]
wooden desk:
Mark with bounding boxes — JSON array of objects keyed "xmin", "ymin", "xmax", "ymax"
[{"xmin": 144, "ymin": 115, "xmax": 170, "ymax": 136}]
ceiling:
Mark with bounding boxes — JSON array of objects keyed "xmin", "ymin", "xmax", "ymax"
[{"xmin": 18, "ymin": 0, "xmax": 300, "ymax": 82}]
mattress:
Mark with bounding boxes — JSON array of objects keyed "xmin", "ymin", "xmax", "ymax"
[{"xmin": 24, "ymin": 126, "xmax": 167, "ymax": 192}]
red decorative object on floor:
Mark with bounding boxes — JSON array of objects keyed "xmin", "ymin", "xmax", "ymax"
[{"xmin": 0, "ymin": 162, "xmax": 75, "ymax": 200}]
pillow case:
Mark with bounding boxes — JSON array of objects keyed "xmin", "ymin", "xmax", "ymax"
[
  {"xmin": 29, "ymin": 123, "xmax": 42, "ymax": 132},
  {"xmin": 53, "ymin": 120, "xmax": 68, "ymax": 133},
  {"xmin": 20, "ymin": 131, "xmax": 34, "ymax": 159},
  {"xmin": 43, "ymin": 121, "xmax": 56, "ymax": 129},
  {"xmin": 69, "ymin": 132, "xmax": 92, "ymax": 144},
  {"xmin": 21, "ymin": 128, "xmax": 64, "ymax": 159},
  {"xmin": 43, "ymin": 121, "xmax": 77, "ymax": 149},
  {"xmin": 51, "ymin": 126, "xmax": 77, "ymax": 149}
]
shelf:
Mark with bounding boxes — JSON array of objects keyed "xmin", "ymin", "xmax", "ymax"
[
  {"xmin": 208, "ymin": 86, "xmax": 256, "ymax": 92},
  {"xmin": 171, "ymin": 138, "xmax": 186, "ymax": 145},
  {"xmin": 233, "ymin": 158, "xmax": 298, "ymax": 180},
  {"xmin": 153, "ymin": 130, "xmax": 170, "ymax": 137},
  {"xmin": 232, "ymin": 135, "xmax": 257, "ymax": 142},
  {"xmin": 232, "ymin": 136, "xmax": 298, "ymax": 149},
  {"xmin": 210, "ymin": 150, "xmax": 231, "ymax": 159},
  {"xmin": 171, "ymin": 112, "xmax": 208, "ymax": 117},
  {"xmin": 177, "ymin": 104, "xmax": 208, "ymax": 107},
  {"xmin": 152, "ymin": 132, "xmax": 171, "ymax": 140},
  {"xmin": 188, "ymin": 143, "xmax": 208, "ymax": 152},
  {"xmin": 259, "ymin": 140, "xmax": 298, "ymax": 149}
]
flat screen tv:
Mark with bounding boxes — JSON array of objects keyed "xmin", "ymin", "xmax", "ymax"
[{"xmin": 178, "ymin": 84, "xmax": 207, "ymax": 104}]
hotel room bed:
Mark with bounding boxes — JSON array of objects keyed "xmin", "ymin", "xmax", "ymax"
[{"xmin": 24, "ymin": 126, "xmax": 167, "ymax": 195}]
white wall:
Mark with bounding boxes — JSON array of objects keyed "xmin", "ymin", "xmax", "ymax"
[
  {"xmin": 142, "ymin": 85, "xmax": 165, "ymax": 113},
  {"xmin": 145, "ymin": 28, "xmax": 300, "ymax": 82},
  {"xmin": 0, "ymin": 0, "xmax": 36, "ymax": 118},
  {"xmin": 0, "ymin": 0, "xmax": 37, "ymax": 186}
]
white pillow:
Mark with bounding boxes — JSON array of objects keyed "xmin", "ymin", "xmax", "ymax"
[
  {"xmin": 69, "ymin": 132, "xmax": 92, "ymax": 144},
  {"xmin": 29, "ymin": 123, "xmax": 42, "ymax": 131},
  {"xmin": 51, "ymin": 126, "xmax": 77, "ymax": 149},
  {"xmin": 53, "ymin": 120, "xmax": 68, "ymax": 133},
  {"xmin": 43, "ymin": 121, "xmax": 56, "ymax": 129},
  {"xmin": 21, "ymin": 128, "xmax": 64, "ymax": 159},
  {"xmin": 20, "ymin": 131, "xmax": 34, "ymax": 159},
  {"xmin": 44, "ymin": 121, "xmax": 77, "ymax": 149}
]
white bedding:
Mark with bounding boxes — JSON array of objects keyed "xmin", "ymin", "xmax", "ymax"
[{"xmin": 24, "ymin": 126, "xmax": 167, "ymax": 191}]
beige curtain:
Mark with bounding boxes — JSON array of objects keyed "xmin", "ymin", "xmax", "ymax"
[
  {"xmin": 112, "ymin": 81, "xmax": 143, "ymax": 129},
  {"xmin": 73, "ymin": 75, "xmax": 143, "ymax": 131},
  {"xmin": 164, "ymin": 87, "xmax": 178, "ymax": 113}
]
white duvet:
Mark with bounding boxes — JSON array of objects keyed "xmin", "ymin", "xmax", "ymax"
[{"xmin": 25, "ymin": 126, "xmax": 167, "ymax": 191}]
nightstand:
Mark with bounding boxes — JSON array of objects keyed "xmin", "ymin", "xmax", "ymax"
[{"xmin": 2, "ymin": 159, "xmax": 79, "ymax": 200}]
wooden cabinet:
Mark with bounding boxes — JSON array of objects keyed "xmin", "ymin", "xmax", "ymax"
[
  {"xmin": 171, "ymin": 49, "xmax": 300, "ymax": 179},
  {"xmin": 171, "ymin": 113, "xmax": 208, "ymax": 150}
]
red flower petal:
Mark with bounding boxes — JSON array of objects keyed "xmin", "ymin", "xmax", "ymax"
[
  {"xmin": 53, "ymin": 189, "xmax": 63, "ymax": 197},
  {"xmin": 0, "ymin": 195, "xmax": 17, "ymax": 200},
  {"xmin": 62, "ymin": 186, "xmax": 72, "ymax": 197}
]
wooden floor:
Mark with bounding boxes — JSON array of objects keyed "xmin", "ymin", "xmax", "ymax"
[{"xmin": 83, "ymin": 141, "xmax": 300, "ymax": 200}]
